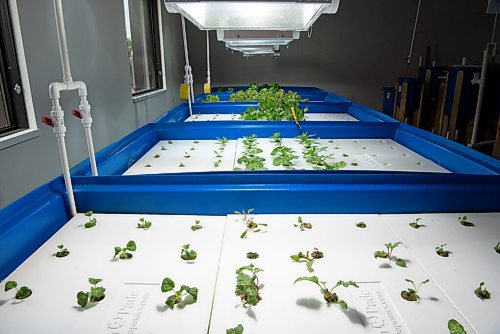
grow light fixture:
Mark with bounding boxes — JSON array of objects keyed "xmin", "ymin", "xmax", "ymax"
[
  {"xmin": 217, "ymin": 30, "xmax": 300, "ymax": 47},
  {"xmin": 163, "ymin": 0, "xmax": 340, "ymax": 31},
  {"xmin": 227, "ymin": 45, "xmax": 280, "ymax": 57}
]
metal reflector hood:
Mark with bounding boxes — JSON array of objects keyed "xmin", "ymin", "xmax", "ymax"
[{"xmin": 164, "ymin": 0, "xmax": 340, "ymax": 31}]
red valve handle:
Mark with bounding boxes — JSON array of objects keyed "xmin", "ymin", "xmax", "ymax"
[
  {"xmin": 41, "ymin": 116, "xmax": 54, "ymax": 127},
  {"xmin": 72, "ymin": 109, "xmax": 82, "ymax": 119}
]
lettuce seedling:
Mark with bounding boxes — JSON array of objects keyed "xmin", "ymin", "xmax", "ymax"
[
  {"xmin": 448, "ymin": 319, "xmax": 467, "ymax": 334},
  {"xmin": 351, "ymin": 162, "xmax": 358, "ymax": 166},
  {"xmin": 297, "ymin": 133, "xmax": 319, "ymax": 149},
  {"xmin": 184, "ymin": 152, "xmax": 191, "ymax": 158},
  {"xmin": 4, "ymin": 281, "xmax": 32, "ymax": 300},
  {"xmin": 114, "ymin": 240, "xmax": 136, "ymax": 259},
  {"xmin": 294, "ymin": 276, "xmax": 358, "ymax": 309},
  {"xmin": 246, "ymin": 252, "xmax": 259, "ymax": 259},
  {"xmin": 235, "ymin": 264, "xmax": 263, "ymax": 307},
  {"xmin": 291, "ymin": 248, "xmax": 324, "ymax": 272},
  {"xmin": 84, "ymin": 211, "xmax": 97, "ymax": 228},
  {"xmin": 161, "ymin": 145, "xmax": 167, "ymax": 151},
  {"xmin": 269, "ymin": 132, "xmax": 282, "ymax": 144},
  {"xmin": 179, "ymin": 163, "xmax": 185, "ymax": 167},
  {"xmin": 374, "ymin": 242, "xmax": 407, "ymax": 267},
  {"xmin": 202, "ymin": 94, "xmax": 220, "ymax": 102},
  {"xmin": 217, "ymin": 137, "xmax": 228, "ymax": 149},
  {"xmin": 137, "ymin": 217, "xmax": 152, "ymax": 229},
  {"xmin": 161, "ymin": 277, "xmax": 198, "ymax": 309},
  {"xmin": 191, "ymin": 220, "xmax": 203, "ymax": 231},
  {"xmin": 168, "ymin": 140, "xmax": 173, "ymax": 144},
  {"xmin": 235, "ymin": 209, "xmax": 267, "ymax": 238},
  {"xmin": 190, "ymin": 147, "xmax": 195, "ymax": 151},
  {"xmin": 458, "ymin": 216, "xmax": 474, "ymax": 227},
  {"xmin": 294, "ymin": 216, "xmax": 312, "ymax": 230},
  {"xmin": 77, "ymin": 278, "xmax": 105, "ymax": 308},
  {"xmin": 145, "ymin": 164, "xmax": 151, "ymax": 167},
  {"xmin": 495, "ymin": 242, "xmax": 500, "ymax": 254},
  {"xmin": 193, "ymin": 140, "xmax": 199, "ymax": 144},
  {"xmin": 401, "ymin": 278, "xmax": 429, "ymax": 301},
  {"xmin": 324, "ymin": 161, "xmax": 347, "ymax": 170},
  {"xmin": 474, "ymin": 282, "xmax": 491, "ymax": 300},
  {"xmin": 56, "ymin": 244, "xmax": 69, "ymax": 258},
  {"xmin": 226, "ymin": 324, "xmax": 244, "ymax": 334},
  {"xmin": 356, "ymin": 222, "xmax": 367, "ymax": 228},
  {"xmin": 409, "ymin": 218, "xmax": 424, "ymax": 229},
  {"xmin": 154, "ymin": 154, "xmax": 160, "ymax": 158},
  {"xmin": 214, "ymin": 159, "xmax": 222, "ymax": 167},
  {"xmin": 271, "ymin": 146, "xmax": 298, "ymax": 166},
  {"xmin": 214, "ymin": 150, "xmax": 223, "ymax": 158},
  {"xmin": 436, "ymin": 244, "xmax": 450, "ymax": 257},
  {"xmin": 181, "ymin": 244, "xmax": 197, "ymax": 261}
]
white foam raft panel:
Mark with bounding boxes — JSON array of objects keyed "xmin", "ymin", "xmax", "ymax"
[
  {"xmin": 185, "ymin": 113, "xmax": 358, "ymax": 122},
  {"xmin": 1, "ymin": 213, "xmax": 499, "ymax": 333},
  {"xmin": 125, "ymin": 138, "xmax": 448, "ymax": 175}
]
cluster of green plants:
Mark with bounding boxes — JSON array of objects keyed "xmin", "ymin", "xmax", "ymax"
[
  {"xmin": 294, "ymin": 277, "xmax": 358, "ymax": 309},
  {"xmin": 290, "ymin": 248, "xmax": 324, "ymax": 272},
  {"xmin": 374, "ymin": 242, "xmax": 407, "ymax": 267},
  {"xmin": 235, "ymin": 208, "xmax": 267, "ymax": 238},
  {"xmin": 228, "ymin": 83, "xmax": 282, "ymax": 102},
  {"xmin": 217, "ymin": 87, "xmax": 235, "ymax": 93},
  {"xmin": 236, "ymin": 135, "xmax": 266, "ymax": 170},
  {"xmin": 297, "ymin": 133, "xmax": 347, "ymax": 170},
  {"xmin": 161, "ymin": 277, "xmax": 198, "ymax": 309},
  {"xmin": 235, "ymin": 264, "xmax": 263, "ymax": 307},
  {"xmin": 202, "ymin": 94, "xmax": 220, "ymax": 103}
]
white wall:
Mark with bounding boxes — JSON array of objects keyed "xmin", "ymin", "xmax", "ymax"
[{"xmin": 0, "ymin": 0, "xmax": 184, "ymax": 207}]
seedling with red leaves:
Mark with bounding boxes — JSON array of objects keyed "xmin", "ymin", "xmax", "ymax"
[{"xmin": 235, "ymin": 209, "xmax": 267, "ymax": 238}]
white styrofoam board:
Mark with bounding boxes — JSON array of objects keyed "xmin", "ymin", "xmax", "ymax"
[
  {"xmin": 234, "ymin": 138, "xmax": 448, "ymax": 173},
  {"xmin": 184, "ymin": 113, "xmax": 358, "ymax": 122},
  {"xmin": 209, "ymin": 214, "xmax": 474, "ymax": 334},
  {"xmin": 0, "ymin": 214, "xmax": 226, "ymax": 333},
  {"xmin": 382, "ymin": 213, "xmax": 500, "ymax": 334},
  {"xmin": 124, "ymin": 139, "xmax": 237, "ymax": 175}
]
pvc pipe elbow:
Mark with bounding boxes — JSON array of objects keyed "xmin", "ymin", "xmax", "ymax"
[{"xmin": 49, "ymin": 82, "xmax": 66, "ymax": 99}]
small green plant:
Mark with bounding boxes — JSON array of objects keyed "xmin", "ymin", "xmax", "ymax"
[
  {"xmin": 374, "ymin": 242, "xmax": 407, "ymax": 267},
  {"xmin": 214, "ymin": 159, "xmax": 222, "ymax": 167},
  {"xmin": 217, "ymin": 137, "xmax": 229, "ymax": 150},
  {"xmin": 227, "ymin": 87, "xmax": 235, "ymax": 93},
  {"xmin": 294, "ymin": 216, "xmax": 312, "ymax": 230},
  {"xmin": 77, "ymin": 278, "xmax": 105, "ymax": 308},
  {"xmin": 202, "ymin": 94, "xmax": 220, "ymax": 103},
  {"xmin": 226, "ymin": 324, "xmax": 244, "ymax": 334},
  {"xmin": 269, "ymin": 132, "xmax": 282, "ymax": 144},
  {"xmin": 237, "ymin": 135, "xmax": 266, "ymax": 170},
  {"xmin": 235, "ymin": 264, "xmax": 263, "ymax": 307},
  {"xmin": 145, "ymin": 164, "xmax": 151, "ymax": 167},
  {"xmin": 342, "ymin": 153, "xmax": 349, "ymax": 158},
  {"xmin": 214, "ymin": 150, "xmax": 223, "ymax": 158},
  {"xmin": 448, "ymin": 319, "xmax": 467, "ymax": 334},
  {"xmin": 55, "ymin": 244, "xmax": 69, "ymax": 258},
  {"xmin": 184, "ymin": 152, "xmax": 191, "ymax": 158},
  {"xmin": 168, "ymin": 140, "xmax": 173, "ymax": 144},
  {"xmin": 161, "ymin": 277, "xmax": 198, "ymax": 309},
  {"xmin": 190, "ymin": 147, "xmax": 195, "ymax": 151},
  {"xmin": 297, "ymin": 133, "xmax": 319, "ymax": 149},
  {"xmin": 235, "ymin": 209, "xmax": 268, "ymax": 238},
  {"xmin": 436, "ymin": 244, "xmax": 450, "ymax": 257},
  {"xmin": 246, "ymin": 252, "xmax": 259, "ymax": 259},
  {"xmin": 193, "ymin": 140, "xmax": 199, "ymax": 144},
  {"xmin": 401, "ymin": 278, "xmax": 429, "ymax": 301},
  {"xmin": 458, "ymin": 216, "xmax": 474, "ymax": 227},
  {"xmin": 161, "ymin": 146, "xmax": 167, "ymax": 151},
  {"xmin": 114, "ymin": 240, "xmax": 136, "ymax": 259},
  {"xmin": 4, "ymin": 281, "xmax": 32, "ymax": 300},
  {"xmin": 154, "ymin": 154, "xmax": 160, "ymax": 158},
  {"xmin": 356, "ymin": 222, "xmax": 367, "ymax": 228},
  {"xmin": 271, "ymin": 145, "xmax": 298, "ymax": 167},
  {"xmin": 294, "ymin": 276, "xmax": 358, "ymax": 309},
  {"xmin": 179, "ymin": 163, "xmax": 185, "ymax": 167},
  {"xmin": 191, "ymin": 219, "xmax": 203, "ymax": 231},
  {"xmin": 495, "ymin": 242, "xmax": 500, "ymax": 254},
  {"xmin": 409, "ymin": 218, "xmax": 423, "ymax": 229},
  {"xmin": 351, "ymin": 162, "xmax": 358, "ymax": 166},
  {"xmin": 290, "ymin": 248, "xmax": 324, "ymax": 272},
  {"xmin": 84, "ymin": 211, "xmax": 97, "ymax": 228},
  {"xmin": 180, "ymin": 244, "xmax": 197, "ymax": 261},
  {"xmin": 137, "ymin": 218, "xmax": 152, "ymax": 229},
  {"xmin": 474, "ymin": 282, "xmax": 491, "ymax": 300}
]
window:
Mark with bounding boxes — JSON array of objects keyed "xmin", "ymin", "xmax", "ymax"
[
  {"xmin": 123, "ymin": 0, "xmax": 163, "ymax": 95},
  {"xmin": 0, "ymin": 0, "xmax": 28, "ymax": 138}
]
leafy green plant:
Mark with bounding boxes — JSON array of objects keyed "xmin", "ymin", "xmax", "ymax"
[
  {"xmin": 214, "ymin": 150, "xmax": 223, "ymax": 158},
  {"xmin": 297, "ymin": 133, "xmax": 319, "ymax": 149},
  {"xmin": 114, "ymin": 240, "xmax": 136, "ymax": 259},
  {"xmin": 161, "ymin": 277, "xmax": 198, "ymax": 309},
  {"xmin": 202, "ymin": 94, "xmax": 220, "ymax": 103},
  {"xmin": 291, "ymin": 248, "xmax": 324, "ymax": 272},
  {"xmin": 77, "ymin": 278, "xmax": 105, "ymax": 308},
  {"xmin": 235, "ymin": 209, "xmax": 267, "ymax": 238},
  {"xmin": 269, "ymin": 132, "xmax": 282, "ymax": 144},
  {"xmin": 184, "ymin": 152, "xmax": 191, "ymax": 158},
  {"xmin": 179, "ymin": 163, "xmax": 185, "ymax": 167},
  {"xmin": 474, "ymin": 282, "xmax": 491, "ymax": 300},
  {"xmin": 217, "ymin": 137, "xmax": 228, "ymax": 150},
  {"xmin": 356, "ymin": 222, "xmax": 367, "ymax": 228},
  {"xmin": 324, "ymin": 161, "xmax": 347, "ymax": 170},
  {"xmin": 436, "ymin": 244, "xmax": 450, "ymax": 257},
  {"xmin": 226, "ymin": 324, "xmax": 244, "ymax": 334},
  {"xmin": 237, "ymin": 135, "xmax": 266, "ymax": 170},
  {"xmin": 4, "ymin": 281, "xmax": 32, "ymax": 300},
  {"xmin": 161, "ymin": 146, "xmax": 167, "ymax": 151},
  {"xmin": 458, "ymin": 216, "xmax": 474, "ymax": 227},
  {"xmin": 495, "ymin": 242, "xmax": 500, "ymax": 254},
  {"xmin": 294, "ymin": 276, "xmax": 358, "ymax": 309},
  {"xmin": 227, "ymin": 87, "xmax": 235, "ymax": 93},
  {"xmin": 448, "ymin": 319, "xmax": 467, "ymax": 334},
  {"xmin": 401, "ymin": 278, "xmax": 429, "ymax": 301},
  {"xmin": 351, "ymin": 162, "xmax": 358, "ymax": 166},
  {"xmin": 374, "ymin": 242, "xmax": 407, "ymax": 267},
  {"xmin": 84, "ymin": 211, "xmax": 97, "ymax": 228},
  {"xmin": 56, "ymin": 244, "xmax": 69, "ymax": 258},
  {"xmin": 145, "ymin": 164, "xmax": 151, "ymax": 167},
  {"xmin": 235, "ymin": 264, "xmax": 263, "ymax": 307},
  {"xmin": 294, "ymin": 216, "xmax": 312, "ymax": 230},
  {"xmin": 191, "ymin": 220, "xmax": 203, "ymax": 231},
  {"xmin": 154, "ymin": 154, "xmax": 160, "ymax": 158},
  {"xmin": 181, "ymin": 244, "xmax": 197, "ymax": 261},
  {"xmin": 137, "ymin": 217, "xmax": 152, "ymax": 229},
  {"xmin": 214, "ymin": 159, "xmax": 222, "ymax": 167},
  {"xmin": 409, "ymin": 218, "xmax": 424, "ymax": 229},
  {"xmin": 193, "ymin": 140, "xmax": 199, "ymax": 144},
  {"xmin": 246, "ymin": 252, "xmax": 259, "ymax": 259},
  {"xmin": 271, "ymin": 145, "xmax": 298, "ymax": 167}
]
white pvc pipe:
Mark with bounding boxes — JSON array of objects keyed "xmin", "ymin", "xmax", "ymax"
[
  {"xmin": 84, "ymin": 127, "xmax": 98, "ymax": 175},
  {"xmin": 54, "ymin": 0, "xmax": 72, "ymax": 83},
  {"xmin": 57, "ymin": 136, "xmax": 77, "ymax": 216},
  {"xmin": 181, "ymin": 16, "xmax": 193, "ymax": 115},
  {"xmin": 407, "ymin": 0, "xmax": 422, "ymax": 64}
]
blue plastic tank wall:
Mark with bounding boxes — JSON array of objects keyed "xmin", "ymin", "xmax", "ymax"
[
  {"xmin": 396, "ymin": 77, "xmax": 422, "ymax": 119},
  {"xmin": 383, "ymin": 86, "xmax": 396, "ymax": 117}
]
